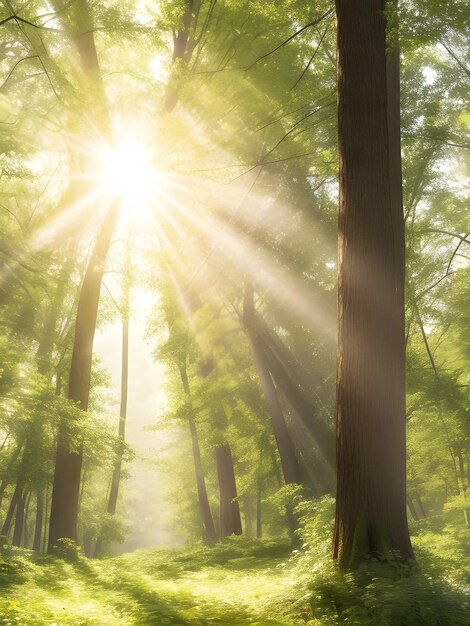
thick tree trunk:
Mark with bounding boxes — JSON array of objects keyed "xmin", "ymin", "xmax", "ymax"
[
  {"xmin": 215, "ymin": 444, "xmax": 242, "ymax": 538},
  {"xmin": 333, "ymin": 0, "xmax": 413, "ymax": 567},
  {"xmin": 243, "ymin": 284, "xmax": 302, "ymax": 486},
  {"xmin": 33, "ymin": 489, "xmax": 44, "ymax": 552},
  {"xmin": 48, "ymin": 203, "xmax": 119, "ymax": 551},
  {"xmin": 179, "ymin": 365, "xmax": 217, "ymax": 544}
]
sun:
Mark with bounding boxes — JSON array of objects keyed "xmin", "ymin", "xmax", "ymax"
[{"xmin": 98, "ymin": 136, "xmax": 156, "ymax": 215}]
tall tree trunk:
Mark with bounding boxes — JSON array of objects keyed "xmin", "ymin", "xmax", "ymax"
[
  {"xmin": 94, "ymin": 316, "xmax": 130, "ymax": 558},
  {"xmin": 243, "ymin": 283, "xmax": 302, "ymax": 486},
  {"xmin": 1, "ymin": 482, "xmax": 22, "ymax": 538},
  {"xmin": 215, "ymin": 444, "xmax": 242, "ymax": 538},
  {"xmin": 179, "ymin": 365, "xmax": 217, "ymax": 544},
  {"xmin": 333, "ymin": 0, "xmax": 413, "ymax": 567},
  {"xmin": 107, "ymin": 317, "xmax": 129, "ymax": 515},
  {"xmin": 256, "ymin": 485, "xmax": 262, "ymax": 539},
  {"xmin": 0, "ymin": 442, "xmax": 24, "ymax": 509},
  {"xmin": 33, "ymin": 489, "xmax": 44, "ymax": 552},
  {"xmin": 22, "ymin": 491, "xmax": 32, "ymax": 548},
  {"xmin": 42, "ymin": 482, "xmax": 50, "ymax": 553},
  {"xmin": 407, "ymin": 496, "xmax": 419, "ymax": 521},
  {"xmin": 47, "ymin": 0, "xmax": 115, "ymax": 552},
  {"xmin": 12, "ymin": 492, "xmax": 26, "ymax": 547},
  {"xmin": 416, "ymin": 496, "xmax": 427, "ymax": 520},
  {"xmin": 48, "ymin": 203, "xmax": 119, "ymax": 551},
  {"xmin": 257, "ymin": 327, "xmax": 335, "ymax": 493},
  {"xmin": 243, "ymin": 495, "xmax": 254, "ymax": 538}
]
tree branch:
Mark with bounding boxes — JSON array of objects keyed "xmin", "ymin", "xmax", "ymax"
[{"xmin": 246, "ymin": 8, "xmax": 334, "ymax": 69}]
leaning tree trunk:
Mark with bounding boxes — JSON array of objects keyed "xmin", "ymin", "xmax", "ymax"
[
  {"xmin": 258, "ymin": 326, "xmax": 335, "ymax": 494},
  {"xmin": 48, "ymin": 203, "xmax": 118, "ymax": 550},
  {"xmin": 243, "ymin": 283, "xmax": 302, "ymax": 486},
  {"xmin": 333, "ymin": 0, "xmax": 413, "ymax": 567},
  {"xmin": 215, "ymin": 444, "xmax": 242, "ymax": 538}
]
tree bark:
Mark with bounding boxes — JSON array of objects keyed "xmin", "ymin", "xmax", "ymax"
[
  {"xmin": 333, "ymin": 0, "xmax": 413, "ymax": 567},
  {"xmin": 215, "ymin": 444, "xmax": 242, "ymax": 538},
  {"xmin": 48, "ymin": 202, "xmax": 119, "ymax": 551}
]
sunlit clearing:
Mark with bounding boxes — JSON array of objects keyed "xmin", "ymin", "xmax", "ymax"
[{"xmin": 99, "ymin": 137, "xmax": 156, "ymax": 215}]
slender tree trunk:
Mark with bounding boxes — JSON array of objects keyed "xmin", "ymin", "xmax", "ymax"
[
  {"xmin": 243, "ymin": 283, "xmax": 302, "ymax": 486},
  {"xmin": 42, "ymin": 482, "xmax": 50, "ymax": 554},
  {"xmin": 243, "ymin": 495, "xmax": 254, "ymax": 538},
  {"xmin": 215, "ymin": 444, "xmax": 242, "ymax": 538},
  {"xmin": 333, "ymin": 0, "xmax": 413, "ymax": 567},
  {"xmin": 12, "ymin": 492, "xmax": 26, "ymax": 547},
  {"xmin": 407, "ymin": 496, "xmax": 418, "ymax": 521},
  {"xmin": 22, "ymin": 491, "xmax": 32, "ymax": 548},
  {"xmin": 416, "ymin": 496, "xmax": 427, "ymax": 520},
  {"xmin": 0, "ymin": 442, "xmax": 24, "ymax": 508},
  {"xmin": 33, "ymin": 489, "xmax": 44, "ymax": 552},
  {"xmin": 1, "ymin": 482, "xmax": 22, "ymax": 538},
  {"xmin": 256, "ymin": 486, "xmax": 262, "ymax": 539},
  {"xmin": 179, "ymin": 365, "xmax": 217, "ymax": 544},
  {"xmin": 94, "ymin": 317, "xmax": 130, "ymax": 558},
  {"xmin": 258, "ymin": 329, "xmax": 335, "ymax": 493},
  {"xmin": 48, "ymin": 203, "xmax": 119, "ymax": 551},
  {"xmin": 108, "ymin": 317, "xmax": 129, "ymax": 515}
]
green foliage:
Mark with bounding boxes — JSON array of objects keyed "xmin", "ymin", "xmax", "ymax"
[
  {"xmin": 305, "ymin": 561, "xmax": 469, "ymax": 626},
  {"xmin": 48, "ymin": 538, "xmax": 82, "ymax": 563}
]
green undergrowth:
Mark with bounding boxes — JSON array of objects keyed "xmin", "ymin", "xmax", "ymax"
[
  {"xmin": 0, "ymin": 502, "xmax": 468, "ymax": 625},
  {"xmin": 0, "ymin": 539, "xmax": 298, "ymax": 626}
]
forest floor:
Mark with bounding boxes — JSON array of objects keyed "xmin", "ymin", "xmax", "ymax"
[{"xmin": 0, "ymin": 540, "xmax": 305, "ymax": 625}]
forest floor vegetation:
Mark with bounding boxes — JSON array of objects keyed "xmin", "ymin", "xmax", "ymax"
[{"xmin": 0, "ymin": 500, "xmax": 469, "ymax": 626}]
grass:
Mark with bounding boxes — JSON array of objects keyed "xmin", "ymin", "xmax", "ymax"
[
  {"xmin": 1, "ymin": 514, "xmax": 468, "ymax": 626},
  {"xmin": 0, "ymin": 539, "xmax": 303, "ymax": 626}
]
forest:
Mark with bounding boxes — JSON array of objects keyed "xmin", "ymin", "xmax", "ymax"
[{"xmin": 0, "ymin": 0, "xmax": 469, "ymax": 624}]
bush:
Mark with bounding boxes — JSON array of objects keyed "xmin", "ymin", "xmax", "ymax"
[
  {"xmin": 286, "ymin": 496, "xmax": 469, "ymax": 626},
  {"xmin": 49, "ymin": 538, "xmax": 82, "ymax": 563}
]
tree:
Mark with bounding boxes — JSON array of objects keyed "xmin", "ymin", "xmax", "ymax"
[
  {"xmin": 47, "ymin": 0, "xmax": 118, "ymax": 550},
  {"xmin": 333, "ymin": 0, "xmax": 414, "ymax": 567}
]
